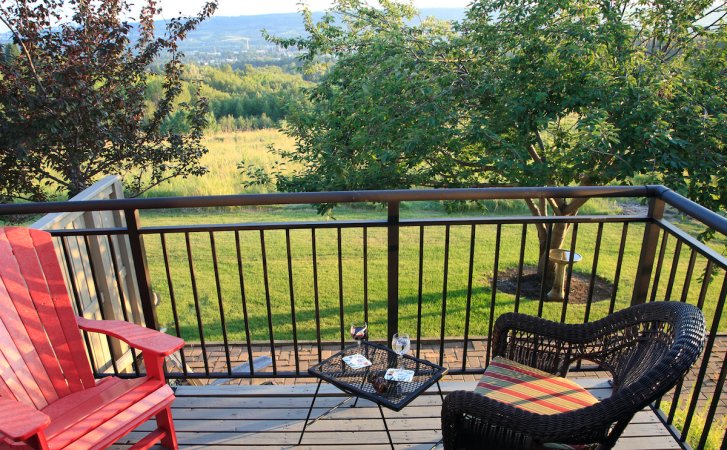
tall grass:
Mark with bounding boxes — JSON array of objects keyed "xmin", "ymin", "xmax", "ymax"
[
  {"xmin": 139, "ymin": 129, "xmax": 625, "ymax": 215},
  {"xmin": 141, "ymin": 129, "xmax": 295, "ymax": 198}
]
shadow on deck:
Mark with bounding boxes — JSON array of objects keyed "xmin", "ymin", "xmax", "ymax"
[{"xmin": 112, "ymin": 380, "xmax": 680, "ymax": 449}]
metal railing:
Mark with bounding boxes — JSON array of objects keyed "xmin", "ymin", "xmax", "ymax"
[{"xmin": 1, "ymin": 184, "xmax": 725, "ymax": 448}]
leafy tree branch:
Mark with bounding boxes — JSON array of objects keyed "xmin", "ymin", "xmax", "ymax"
[{"xmin": 0, "ymin": 0, "xmax": 217, "ymax": 200}]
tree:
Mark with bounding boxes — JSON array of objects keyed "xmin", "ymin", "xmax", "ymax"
[
  {"xmin": 2, "ymin": 43, "xmax": 20, "ymax": 63},
  {"xmin": 266, "ymin": 2, "xmax": 465, "ymax": 193},
  {"xmin": 0, "ymin": 0, "xmax": 217, "ymax": 200},
  {"xmin": 267, "ymin": 0, "xmax": 726, "ymax": 288}
]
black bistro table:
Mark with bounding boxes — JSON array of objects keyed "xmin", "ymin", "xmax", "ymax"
[{"xmin": 299, "ymin": 341, "xmax": 448, "ymax": 449}]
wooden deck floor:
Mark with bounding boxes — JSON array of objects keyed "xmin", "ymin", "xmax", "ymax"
[{"xmin": 112, "ymin": 380, "xmax": 681, "ymax": 449}]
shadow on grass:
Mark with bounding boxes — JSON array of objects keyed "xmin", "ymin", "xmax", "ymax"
[{"xmin": 173, "ymin": 286, "xmax": 523, "ymax": 343}]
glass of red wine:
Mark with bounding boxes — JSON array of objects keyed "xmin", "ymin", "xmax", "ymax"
[{"xmin": 350, "ymin": 322, "xmax": 368, "ymax": 347}]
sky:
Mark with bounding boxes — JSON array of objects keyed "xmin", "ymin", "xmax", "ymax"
[
  {"xmin": 154, "ymin": 0, "xmax": 471, "ymax": 17},
  {"xmin": 0, "ymin": 1, "xmax": 469, "ymax": 34}
]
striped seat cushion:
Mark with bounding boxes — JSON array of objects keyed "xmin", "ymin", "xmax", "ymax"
[{"xmin": 474, "ymin": 356, "xmax": 599, "ymax": 415}]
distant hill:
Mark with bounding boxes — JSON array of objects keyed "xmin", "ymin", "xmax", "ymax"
[
  {"xmin": 1, "ymin": 8, "xmax": 466, "ymax": 65},
  {"xmin": 171, "ymin": 8, "xmax": 466, "ymax": 53}
]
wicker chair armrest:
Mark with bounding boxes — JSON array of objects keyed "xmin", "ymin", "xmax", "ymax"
[
  {"xmin": 493, "ymin": 312, "xmax": 596, "ymax": 345},
  {"xmin": 493, "ymin": 302, "xmax": 705, "ymax": 382},
  {"xmin": 492, "ymin": 312, "xmax": 586, "ymax": 374},
  {"xmin": 441, "ymin": 390, "xmax": 610, "ymax": 449}
]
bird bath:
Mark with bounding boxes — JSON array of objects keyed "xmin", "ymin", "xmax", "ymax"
[{"xmin": 546, "ymin": 248, "xmax": 582, "ymax": 302}]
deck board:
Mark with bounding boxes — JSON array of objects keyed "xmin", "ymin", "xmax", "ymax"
[{"xmin": 111, "ymin": 380, "xmax": 681, "ymax": 449}]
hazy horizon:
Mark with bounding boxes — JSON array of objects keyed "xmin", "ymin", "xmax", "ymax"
[
  {"xmin": 0, "ymin": 1, "xmax": 469, "ymax": 34},
  {"xmin": 154, "ymin": 1, "xmax": 470, "ymax": 18}
]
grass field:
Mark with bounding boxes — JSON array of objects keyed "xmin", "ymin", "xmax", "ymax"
[
  {"xmin": 3, "ymin": 130, "xmax": 722, "ymax": 343},
  {"xmin": 141, "ymin": 208, "xmax": 724, "ymax": 343},
  {"xmin": 131, "ymin": 131, "xmax": 726, "ymax": 344},
  {"xmin": 141, "ymin": 129, "xmax": 296, "ymax": 198}
]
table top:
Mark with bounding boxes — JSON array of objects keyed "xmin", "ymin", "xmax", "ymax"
[{"xmin": 308, "ymin": 341, "xmax": 447, "ymax": 412}]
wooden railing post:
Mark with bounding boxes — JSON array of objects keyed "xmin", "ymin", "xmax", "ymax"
[
  {"xmin": 631, "ymin": 196, "xmax": 666, "ymax": 305},
  {"xmin": 387, "ymin": 201, "xmax": 400, "ymax": 344},
  {"xmin": 124, "ymin": 208, "xmax": 159, "ymax": 330}
]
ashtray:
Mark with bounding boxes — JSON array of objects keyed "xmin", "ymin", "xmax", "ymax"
[{"xmin": 367, "ymin": 371, "xmax": 395, "ymax": 395}]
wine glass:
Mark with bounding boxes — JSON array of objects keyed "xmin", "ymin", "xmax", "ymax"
[
  {"xmin": 350, "ymin": 322, "xmax": 368, "ymax": 348},
  {"xmin": 391, "ymin": 333, "xmax": 410, "ymax": 368}
]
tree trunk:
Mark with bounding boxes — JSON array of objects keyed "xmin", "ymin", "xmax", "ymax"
[
  {"xmin": 537, "ymin": 221, "xmax": 570, "ymax": 293},
  {"xmin": 524, "ymin": 193, "xmax": 589, "ymax": 300},
  {"xmin": 66, "ymin": 164, "xmax": 88, "ymax": 198}
]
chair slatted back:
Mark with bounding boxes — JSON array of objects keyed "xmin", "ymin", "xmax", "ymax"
[{"xmin": 0, "ymin": 227, "xmax": 94, "ymax": 408}]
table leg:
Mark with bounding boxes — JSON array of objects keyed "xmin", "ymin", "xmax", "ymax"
[
  {"xmin": 298, "ymin": 380, "xmax": 322, "ymax": 445},
  {"xmin": 429, "ymin": 382, "xmax": 445, "ymax": 449},
  {"xmin": 437, "ymin": 381, "xmax": 445, "ymax": 402},
  {"xmin": 378, "ymin": 404, "xmax": 394, "ymax": 450}
]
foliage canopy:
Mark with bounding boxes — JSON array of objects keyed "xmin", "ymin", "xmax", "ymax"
[
  {"xmin": 0, "ymin": 0, "xmax": 217, "ymax": 200},
  {"xmin": 262, "ymin": 0, "xmax": 727, "ymax": 279},
  {"xmin": 267, "ymin": 0, "xmax": 726, "ymax": 219}
]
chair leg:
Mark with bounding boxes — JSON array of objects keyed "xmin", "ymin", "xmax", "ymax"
[
  {"xmin": 155, "ymin": 406, "xmax": 178, "ymax": 450},
  {"xmin": 25, "ymin": 432, "xmax": 50, "ymax": 450}
]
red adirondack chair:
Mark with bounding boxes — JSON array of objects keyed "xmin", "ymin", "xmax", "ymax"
[{"xmin": 0, "ymin": 227, "xmax": 183, "ymax": 449}]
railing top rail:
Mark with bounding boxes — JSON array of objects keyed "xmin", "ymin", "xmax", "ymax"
[
  {"xmin": 0, "ymin": 185, "xmax": 652, "ymax": 215},
  {"xmin": 655, "ymin": 187, "xmax": 727, "ymax": 236}
]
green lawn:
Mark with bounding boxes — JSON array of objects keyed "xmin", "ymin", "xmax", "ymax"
[
  {"xmin": 3, "ymin": 129, "xmax": 722, "ymax": 344},
  {"xmin": 130, "ymin": 130, "xmax": 725, "ymax": 344},
  {"xmin": 662, "ymin": 398, "xmax": 727, "ymax": 450},
  {"xmin": 140, "ymin": 204, "xmax": 726, "ymax": 344}
]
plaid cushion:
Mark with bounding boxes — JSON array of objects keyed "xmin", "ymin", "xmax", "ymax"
[{"xmin": 474, "ymin": 356, "xmax": 599, "ymax": 415}]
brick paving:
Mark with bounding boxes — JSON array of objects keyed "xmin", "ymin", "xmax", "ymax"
[{"xmin": 171, "ymin": 335, "xmax": 727, "ymax": 418}]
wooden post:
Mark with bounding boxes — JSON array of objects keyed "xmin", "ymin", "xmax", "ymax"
[
  {"xmin": 125, "ymin": 209, "xmax": 159, "ymax": 330},
  {"xmin": 387, "ymin": 201, "xmax": 400, "ymax": 344},
  {"xmin": 83, "ymin": 210, "xmax": 127, "ymax": 361},
  {"xmin": 110, "ymin": 180, "xmax": 144, "ymax": 326},
  {"xmin": 631, "ymin": 196, "xmax": 665, "ymax": 305}
]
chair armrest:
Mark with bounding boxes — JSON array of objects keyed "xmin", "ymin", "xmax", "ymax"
[
  {"xmin": 493, "ymin": 312, "xmax": 587, "ymax": 345},
  {"xmin": 493, "ymin": 304, "xmax": 697, "ymax": 376},
  {"xmin": 76, "ymin": 317, "xmax": 183, "ymax": 356},
  {"xmin": 0, "ymin": 398, "xmax": 50, "ymax": 441},
  {"xmin": 493, "ymin": 312, "xmax": 587, "ymax": 374}
]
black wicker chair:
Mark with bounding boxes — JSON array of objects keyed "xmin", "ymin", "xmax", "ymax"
[{"xmin": 441, "ymin": 302, "xmax": 705, "ymax": 449}]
